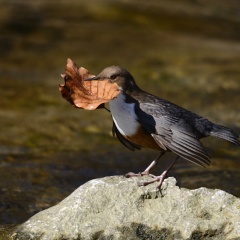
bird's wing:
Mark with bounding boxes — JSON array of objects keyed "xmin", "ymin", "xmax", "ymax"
[
  {"xmin": 136, "ymin": 101, "xmax": 211, "ymax": 167},
  {"xmin": 112, "ymin": 121, "xmax": 141, "ymax": 151}
]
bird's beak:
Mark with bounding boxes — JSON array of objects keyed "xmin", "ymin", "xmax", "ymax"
[{"xmin": 84, "ymin": 76, "xmax": 100, "ymax": 81}]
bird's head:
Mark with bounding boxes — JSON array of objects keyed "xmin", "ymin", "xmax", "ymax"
[{"xmin": 85, "ymin": 66, "xmax": 138, "ymax": 92}]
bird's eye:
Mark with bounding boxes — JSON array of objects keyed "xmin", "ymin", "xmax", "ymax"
[{"xmin": 110, "ymin": 74, "xmax": 118, "ymax": 80}]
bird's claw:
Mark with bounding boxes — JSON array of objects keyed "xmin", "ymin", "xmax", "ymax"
[
  {"xmin": 125, "ymin": 172, "xmax": 141, "ymax": 178},
  {"xmin": 138, "ymin": 171, "xmax": 168, "ymax": 188},
  {"xmin": 125, "ymin": 171, "xmax": 150, "ymax": 178},
  {"xmin": 125, "ymin": 170, "xmax": 167, "ymax": 188}
]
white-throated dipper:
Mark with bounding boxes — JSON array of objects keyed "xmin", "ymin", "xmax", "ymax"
[{"xmin": 86, "ymin": 66, "xmax": 239, "ymax": 187}]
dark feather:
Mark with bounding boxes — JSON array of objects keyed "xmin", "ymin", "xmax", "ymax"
[
  {"xmin": 133, "ymin": 95, "xmax": 212, "ymax": 166},
  {"xmin": 210, "ymin": 124, "xmax": 239, "ymax": 145},
  {"xmin": 151, "ymin": 126, "xmax": 211, "ymax": 167}
]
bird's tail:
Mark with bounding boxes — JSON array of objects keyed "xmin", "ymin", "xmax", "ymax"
[{"xmin": 210, "ymin": 124, "xmax": 239, "ymax": 145}]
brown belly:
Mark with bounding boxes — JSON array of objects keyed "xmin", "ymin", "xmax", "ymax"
[{"xmin": 125, "ymin": 126, "xmax": 161, "ymax": 150}]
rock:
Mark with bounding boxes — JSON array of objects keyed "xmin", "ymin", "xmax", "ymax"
[{"xmin": 11, "ymin": 176, "xmax": 240, "ymax": 240}]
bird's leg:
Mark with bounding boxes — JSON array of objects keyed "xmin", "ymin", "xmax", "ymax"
[
  {"xmin": 125, "ymin": 152, "xmax": 165, "ymax": 178},
  {"xmin": 141, "ymin": 152, "xmax": 165, "ymax": 176},
  {"xmin": 139, "ymin": 156, "xmax": 180, "ymax": 188}
]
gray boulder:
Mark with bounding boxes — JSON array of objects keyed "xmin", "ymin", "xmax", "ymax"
[{"xmin": 11, "ymin": 176, "xmax": 240, "ymax": 240}]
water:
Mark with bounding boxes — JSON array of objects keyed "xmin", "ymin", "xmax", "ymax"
[{"xmin": 0, "ymin": 0, "xmax": 240, "ymax": 237}]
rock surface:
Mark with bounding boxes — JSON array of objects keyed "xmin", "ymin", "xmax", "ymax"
[{"xmin": 11, "ymin": 176, "xmax": 240, "ymax": 240}]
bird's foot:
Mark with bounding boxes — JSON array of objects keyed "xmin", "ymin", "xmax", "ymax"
[
  {"xmin": 138, "ymin": 170, "xmax": 168, "ymax": 188},
  {"xmin": 125, "ymin": 153, "xmax": 165, "ymax": 179},
  {"xmin": 125, "ymin": 171, "xmax": 150, "ymax": 178}
]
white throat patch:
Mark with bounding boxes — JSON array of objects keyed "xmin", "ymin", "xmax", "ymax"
[{"xmin": 109, "ymin": 92, "xmax": 140, "ymax": 137}]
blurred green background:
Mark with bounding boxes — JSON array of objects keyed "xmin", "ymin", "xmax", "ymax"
[{"xmin": 0, "ymin": 0, "xmax": 240, "ymax": 236}]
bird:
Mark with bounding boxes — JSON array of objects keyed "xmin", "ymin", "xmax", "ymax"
[{"xmin": 86, "ymin": 66, "xmax": 240, "ymax": 188}]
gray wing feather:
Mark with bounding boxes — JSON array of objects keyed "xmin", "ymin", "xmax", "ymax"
[
  {"xmin": 152, "ymin": 126, "xmax": 210, "ymax": 166},
  {"xmin": 136, "ymin": 102, "xmax": 211, "ymax": 166}
]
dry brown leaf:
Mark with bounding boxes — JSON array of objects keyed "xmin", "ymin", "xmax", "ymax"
[{"xmin": 59, "ymin": 58, "xmax": 120, "ymax": 110}]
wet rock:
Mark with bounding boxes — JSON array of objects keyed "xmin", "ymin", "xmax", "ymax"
[{"xmin": 11, "ymin": 176, "xmax": 240, "ymax": 240}]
